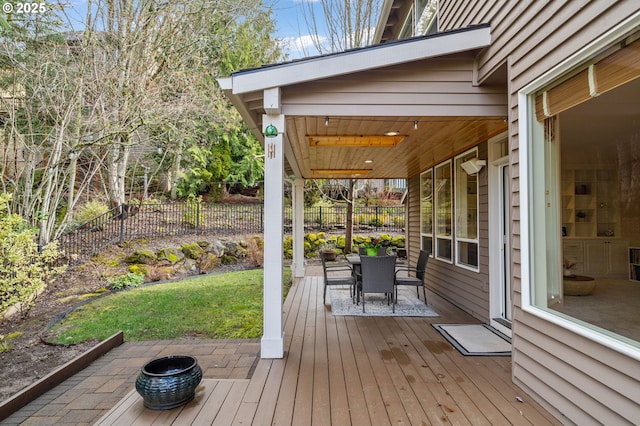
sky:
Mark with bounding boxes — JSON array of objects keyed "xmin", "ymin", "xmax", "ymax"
[
  {"xmin": 268, "ymin": 0, "xmax": 328, "ymax": 59},
  {"xmin": 56, "ymin": 0, "xmax": 328, "ymax": 60}
]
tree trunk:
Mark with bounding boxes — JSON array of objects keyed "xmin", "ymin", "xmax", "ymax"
[
  {"xmin": 170, "ymin": 137, "xmax": 183, "ymax": 199},
  {"xmin": 107, "ymin": 138, "xmax": 129, "ymax": 207}
]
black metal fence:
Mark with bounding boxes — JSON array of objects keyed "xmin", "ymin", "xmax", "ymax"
[{"xmin": 56, "ymin": 202, "xmax": 404, "ymax": 263}]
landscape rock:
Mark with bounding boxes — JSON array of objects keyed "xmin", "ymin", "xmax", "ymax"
[
  {"xmin": 124, "ymin": 249, "xmax": 157, "ymax": 264},
  {"xmin": 207, "ymin": 240, "xmax": 226, "ymax": 257},
  {"xmin": 128, "ymin": 264, "xmax": 150, "ymax": 276},
  {"xmin": 181, "ymin": 242, "xmax": 205, "ymax": 259},
  {"xmin": 156, "ymin": 247, "xmax": 185, "ymax": 264},
  {"xmin": 199, "ymin": 253, "xmax": 221, "ymax": 274}
]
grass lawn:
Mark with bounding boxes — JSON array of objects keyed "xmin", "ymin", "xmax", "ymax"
[{"xmin": 48, "ymin": 268, "xmax": 291, "ymax": 344}]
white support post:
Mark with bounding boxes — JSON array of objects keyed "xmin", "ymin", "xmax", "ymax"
[
  {"xmin": 292, "ymin": 178, "xmax": 306, "ymax": 278},
  {"xmin": 261, "ymin": 113, "xmax": 285, "ymax": 359}
]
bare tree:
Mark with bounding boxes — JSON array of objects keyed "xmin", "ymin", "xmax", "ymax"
[
  {"xmin": 300, "ymin": 0, "xmax": 381, "ymax": 54},
  {"xmin": 0, "ymin": 0, "xmax": 281, "ymax": 244},
  {"xmin": 299, "ymin": 0, "xmax": 382, "ymax": 253}
]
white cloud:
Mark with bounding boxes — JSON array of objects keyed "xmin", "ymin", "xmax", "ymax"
[{"xmin": 280, "ymin": 34, "xmax": 328, "ymax": 59}]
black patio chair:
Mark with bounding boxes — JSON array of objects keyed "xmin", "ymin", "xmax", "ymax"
[
  {"xmin": 394, "ymin": 249, "xmax": 429, "ymax": 304},
  {"xmin": 357, "ymin": 255, "xmax": 396, "ymax": 313},
  {"xmin": 321, "ymin": 255, "xmax": 355, "ymax": 304}
]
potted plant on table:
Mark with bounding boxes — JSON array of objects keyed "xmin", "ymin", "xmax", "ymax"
[{"xmin": 362, "ymin": 237, "xmax": 382, "ymax": 256}]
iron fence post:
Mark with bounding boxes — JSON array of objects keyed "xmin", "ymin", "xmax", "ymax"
[
  {"xmin": 119, "ymin": 204, "xmax": 125, "ymax": 244},
  {"xmin": 196, "ymin": 202, "xmax": 201, "ymax": 235}
]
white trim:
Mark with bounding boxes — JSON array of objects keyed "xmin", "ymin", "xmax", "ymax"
[
  {"xmin": 518, "ymin": 15, "xmax": 640, "ymax": 358},
  {"xmin": 261, "ymin": 113, "xmax": 285, "ymax": 359},
  {"xmin": 292, "ymin": 179, "xmax": 306, "ymax": 278},
  {"xmin": 587, "ymin": 64, "xmax": 599, "ymax": 97},
  {"xmin": 261, "ymin": 334, "xmax": 285, "ymax": 358},
  {"xmin": 228, "ymin": 26, "xmax": 491, "ymax": 94},
  {"xmin": 454, "ymin": 148, "xmax": 480, "ymax": 272},
  {"xmin": 419, "ymin": 168, "xmax": 434, "ymax": 256},
  {"xmin": 434, "ymin": 159, "xmax": 453, "ymax": 263},
  {"xmin": 372, "ymin": 0, "xmax": 395, "ymax": 44},
  {"xmin": 488, "ymin": 132, "xmax": 511, "ymax": 337}
]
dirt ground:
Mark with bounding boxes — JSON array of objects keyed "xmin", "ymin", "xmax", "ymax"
[{"xmin": 0, "ymin": 235, "xmax": 251, "ymax": 403}]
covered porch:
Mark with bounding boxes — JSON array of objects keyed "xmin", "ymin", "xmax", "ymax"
[
  {"xmin": 7, "ymin": 268, "xmax": 558, "ymax": 424},
  {"xmin": 218, "ymin": 25, "xmax": 509, "ymax": 358}
]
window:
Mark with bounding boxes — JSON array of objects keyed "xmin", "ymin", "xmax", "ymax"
[
  {"xmin": 416, "ymin": 0, "xmax": 438, "ymax": 35},
  {"xmin": 399, "ymin": 6, "xmax": 414, "ymax": 40},
  {"xmin": 522, "ymin": 28, "xmax": 640, "ymax": 348},
  {"xmin": 434, "ymin": 161, "xmax": 452, "ymax": 262},
  {"xmin": 455, "ymin": 149, "xmax": 480, "ymax": 270},
  {"xmin": 420, "ymin": 169, "xmax": 433, "ymax": 255}
]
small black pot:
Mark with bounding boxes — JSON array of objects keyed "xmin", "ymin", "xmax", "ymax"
[{"xmin": 135, "ymin": 355, "xmax": 203, "ymax": 410}]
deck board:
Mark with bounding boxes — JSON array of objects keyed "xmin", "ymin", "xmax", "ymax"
[{"xmin": 94, "ymin": 273, "xmax": 560, "ymax": 425}]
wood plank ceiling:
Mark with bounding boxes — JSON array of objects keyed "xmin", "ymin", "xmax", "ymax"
[{"xmin": 285, "ymin": 115, "xmax": 507, "ymax": 179}]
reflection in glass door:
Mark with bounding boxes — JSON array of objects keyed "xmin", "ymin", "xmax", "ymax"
[
  {"xmin": 500, "ymin": 164, "xmax": 512, "ymax": 324},
  {"xmin": 489, "ymin": 134, "xmax": 512, "ymax": 336}
]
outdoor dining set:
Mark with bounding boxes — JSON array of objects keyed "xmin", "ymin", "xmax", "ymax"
[{"xmin": 321, "ymin": 248, "xmax": 430, "ymax": 313}]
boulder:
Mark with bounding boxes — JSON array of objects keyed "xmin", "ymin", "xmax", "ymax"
[
  {"xmin": 199, "ymin": 253, "xmax": 221, "ymax": 274},
  {"xmin": 221, "ymin": 255, "xmax": 238, "ymax": 265},
  {"xmin": 124, "ymin": 249, "xmax": 157, "ymax": 264},
  {"xmin": 128, "ymin": 264, "xmax": 150, "ymax": 276},
  {"xmin": 181, "ymin": 242, "xmax": 205, "ymax": 259},
  {"xmin": 157, "ymin": 247, "xmax": 185, "ymax": 264},
  {"xmin": 207, "ymin": 240, "xmax": 226, "ymax": 257}
]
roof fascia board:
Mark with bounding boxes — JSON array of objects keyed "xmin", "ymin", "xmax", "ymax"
[
  {"xmin": 230, "ymin": 26, "xmax": 491, "ymax": 94},
  {"xmin": 373, "ymin": 0, "xmax": 395, "ymax": 44},
  {"xmin": 221, "ymin": 87, "xmax": 263, "ymax": 142}
]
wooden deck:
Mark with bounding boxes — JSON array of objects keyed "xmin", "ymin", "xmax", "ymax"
[{"xmin": 96, "ymin": 274, "xmax": 559, "ymax": 425}]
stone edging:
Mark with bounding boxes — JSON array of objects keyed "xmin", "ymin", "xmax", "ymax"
[{"xmin": 0, "ymin": 331, "xmax": 124, "ymax": 421}]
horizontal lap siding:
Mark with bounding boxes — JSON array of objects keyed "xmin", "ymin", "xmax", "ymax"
[
  {"xmin": 281, "ymin": 57, "xmax": 507, "ymax": 116},
  {"xmin": 441, "ymin": 0, "xmax": 640, "ymax": 423},
  {"xmin": 407, "ymin": 175, "xmax": 420, "ymax": 264},
  {"xmin": 407, "ymin": 143, "xmax": 490, "ymax": 323}
]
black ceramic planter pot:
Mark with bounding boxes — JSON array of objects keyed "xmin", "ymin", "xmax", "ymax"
[{"xmin": 135, "ymin": 355, "xmax": 203, "ymax": 410}]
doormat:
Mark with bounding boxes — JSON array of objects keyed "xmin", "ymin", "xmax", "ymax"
[
  {"xmin": 433, "ymin": 324, "xmax": 511, "ymax": 356},
  {"xmin": 330, "ymin": 286, "xmax": 439, "ymax": 317}
]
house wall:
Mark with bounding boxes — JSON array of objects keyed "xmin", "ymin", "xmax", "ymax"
[
  {"xmin": 280, "ymin": 54, "xmax": 506, "ymax": 117},
  {"xmin": 435, "ymin": 0, "xmax": 640, "ymax": 424},
  {"xmin": 407, "ymin": 142, "xmax": 490, "ymax": 323}
]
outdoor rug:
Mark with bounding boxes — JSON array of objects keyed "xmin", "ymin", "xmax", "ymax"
[
  {"xmin": 330, "ymin": 286, "xmax": 439, "ymax": 317},
  {"xmin": 433, "ymin": 324, "xmax": 512, "ymax": 356}
]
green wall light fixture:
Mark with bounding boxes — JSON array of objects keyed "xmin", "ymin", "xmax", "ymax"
[{"xmin": 264, "ymin": 124, "xmax": 278, "ymax": 138}]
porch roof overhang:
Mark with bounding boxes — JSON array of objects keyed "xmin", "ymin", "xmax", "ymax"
[{"xmin": 219, "ymin": 24, "xmax": 508, "ymax": 180}]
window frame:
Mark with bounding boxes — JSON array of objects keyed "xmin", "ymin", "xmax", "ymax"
[
  {"xmin": 519, "ymin": 15, "xmax": 640, "ymax": 359},
  {"xmin": 434, "ymin": 159, "xmax": 453, "ymax": 263},
  {"xmin": 420, "ymin": 168, "xmax": 434, "ymax": 256},
  {"xmin": 454, "ymin": 148, "xmax": 480, "ymax": 271}
]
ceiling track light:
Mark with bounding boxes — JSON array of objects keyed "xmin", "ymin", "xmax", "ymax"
[
  {"xmin": 414, "ymin": 120, "xmax": 418, "ymax": 130},
  {"xmin": 325, "ymin": 117, "xmax": 329, "ymax": 126}
]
